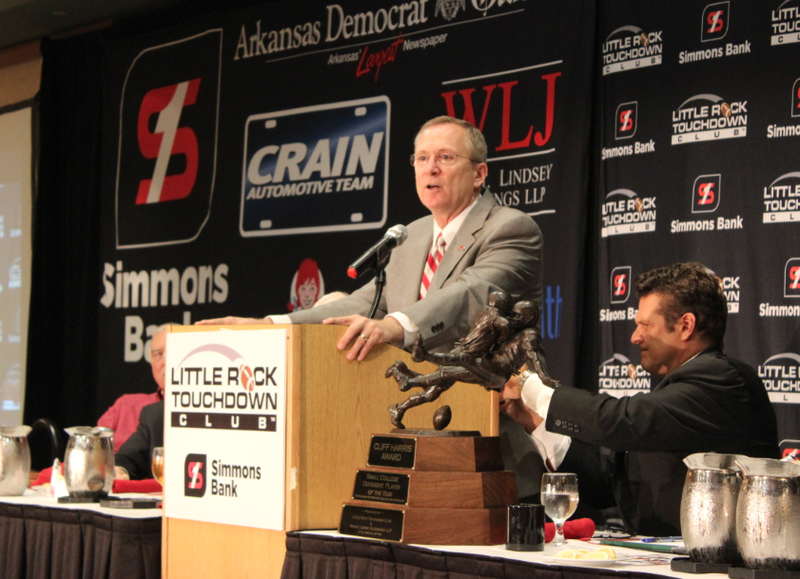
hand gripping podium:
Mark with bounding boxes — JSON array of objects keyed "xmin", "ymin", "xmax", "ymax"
[{"xmin": 161, "ymin": 324, "xmax": 499, "ymax": 579}]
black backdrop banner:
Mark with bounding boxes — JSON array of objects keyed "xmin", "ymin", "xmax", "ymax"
[
  {"xmin": 96, "ymin": 0, "xmax": 595, "ymax": 420},
  {"xmin": 594, "ymin": 0, "xmax": 800, "ymax": 456},
  {"xmin": 29, "ymin": 0, "xmax": 796, "ymax": 452}
]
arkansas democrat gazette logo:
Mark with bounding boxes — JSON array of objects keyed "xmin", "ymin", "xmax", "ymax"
[
  {"xmin": 115, "ymin": 30, "xmax": 221, "ymax": 249},
  {"xmin": 241, "ymin": 97, "xmax": 389, "ymax": 237}
]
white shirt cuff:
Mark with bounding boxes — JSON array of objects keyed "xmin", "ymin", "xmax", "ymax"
[
  {"xmin": 269, "ymin": 314, "xmax": 292, "ymax": 324},
  {"xmin": 386, "ymin": 312, "xmax": 419, "ymax": 348},
  {"xmin": 520, "ymin": 373, "xmax": 571, "ymax": 470}
]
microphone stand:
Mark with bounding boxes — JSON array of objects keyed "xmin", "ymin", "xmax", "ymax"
[{"xmin": 367, "ymin": 248, "xmax": 388, "ymax": 320}]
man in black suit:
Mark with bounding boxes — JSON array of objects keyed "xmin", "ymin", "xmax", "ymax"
[
  {"xmin": 113, "ymin": 400, "xmax": 163, "ymax": 480},
  {"xmin": 501, "ymin": 262, "xmax": 779, "ymax": 535}
]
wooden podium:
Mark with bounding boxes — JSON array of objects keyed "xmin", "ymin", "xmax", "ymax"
[{"xmin": 162, "ymin": 324, "xmax": 498, "ymax": 579}]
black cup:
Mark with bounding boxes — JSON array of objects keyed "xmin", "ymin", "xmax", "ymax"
[{"xmin": 506, "ymin": 503, "xmax": 545, "ymax": 551}]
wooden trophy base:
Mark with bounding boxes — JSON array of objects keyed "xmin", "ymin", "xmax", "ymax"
[
  {"xmin": 340, "ymin": 501, "xmax": 507, "ymax": 545},
  {"xmin": 340, "ymin": 431, "xmax": 516, "ymax": 545}
]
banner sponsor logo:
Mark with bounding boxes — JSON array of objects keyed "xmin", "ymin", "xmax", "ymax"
[
  {"xmin": 601, "ymin": 189, "xmax": 656, "ymax": 237},
  {"xmin": 598, "ymin": 353, "xmax": 652, "ymax": 397},
  {"xmin": 99, "ymin": 260, "xmax": 230, "ymax": 362},
  {"xmin": 718, "ymin": 274, "xmax": 741, "ymax": 314},
  {"xmin": 602, "ymin": 101, "xmax": 655, "ymax": 159},
  {"xmin": 671, "ymin": 174, "xmax": 743, "ymax": 234},
  {"xmin": 771, "ymin": 2, "xmax": 800, "ymax": 45},
  {"xmin": 610, "ymin": 266, "xmax": 631, "ymax": 304},
  {"xmin": 671, "ymin": 94, "xmax": 747, "ymax": 144},
  {"xmin": 758, "ymin": 259, "xmax": 800, "ymax": 317},
  {"xmin": 762, "ymin": 172, "xmax": 800, "ymax": 223},
  {"xmin": 781, "ymin": 440, "xmax": 800, "ymax": 459},
  {"xmin": 602, "ymin": 25, "xmax": 663, "ymax": 75},
  {"xmin": 442, "ymin": 61, "xmax": 561, "ymax": 216},
  {"xmin": 241, "ymin": 97, "xmax": 389, "ymax": 237},
  {"xmin": 116, "ymin": 30, "xmax": 221, "ymax": 249},
  {"xmin": 541, "ymin": 284, "xmax": 563, "ymax": 340},
  {"xmin": 759, "ymin": 352, "xmax": 800, "ymax": 403},
  {"xmin": 615, "ymin": 102, "xmax": 637, "ymax": 140},
  {"xmin": 184, "ymin": 454, "xmax": 207, "ymax": 497},
  {"xmin": 765, "ymin": 78, "xmax": 800, "ymax": 138},
  {"xmin": 702, "ymin": 2, "xmax": 729, "ymax": 42}
]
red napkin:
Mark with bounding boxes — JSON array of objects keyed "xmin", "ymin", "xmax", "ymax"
[
  {"xmin": 32, "ymin": 465, "xmax": 62, "ymax": 487},
  {"xmin": 112, "ymin": 479, "xmax": 163, "ymax": 494},
  {"xmin": 545, "ymin": 518, "xmax": 596, "ymax": 542}
]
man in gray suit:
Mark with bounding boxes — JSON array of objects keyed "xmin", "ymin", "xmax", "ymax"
[{"xmin": 199, "ymin": 116, "xmax": 543, "ymax": 360}]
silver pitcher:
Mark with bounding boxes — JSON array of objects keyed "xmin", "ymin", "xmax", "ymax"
[
  {"xmin": 64, "ymin": 426, "xmax": 115, "ymax": 499},
  {"xmin": 0, "ymin": 426, "xmax": 32, "ymax": 496},
  {"xmin": 735, "ymin": 457, "xmax": 800, "ymax": 571},
  {"xmin": 680, "ymin": 453, "xmax": 745, "ymax": 564}
]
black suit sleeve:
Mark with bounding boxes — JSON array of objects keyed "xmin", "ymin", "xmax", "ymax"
[{"xmin": 114, "ymin": 400, "xmax": 164, "ymax": 480}]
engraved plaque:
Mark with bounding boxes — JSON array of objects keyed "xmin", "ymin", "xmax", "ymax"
[
  {"xmin": 339, "ymin": 504, "xmax": 404, "ymax": 542},
  {"xmin": 353, "ymin": 470, "xmax": 410, "ymax": 504},
  {"xmin": 367, "ymin": 435, "xmax": 416, "ymax": 469}
]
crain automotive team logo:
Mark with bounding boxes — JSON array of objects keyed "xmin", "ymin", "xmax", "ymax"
[
  {"xmin": 692, "ymin": 174, "xmax": 721, "ymax": 213},
  {"xmin": 671, "ymin": 94, "xmax": 748, "ymax": 145},
  {"xmin": 702, "ymin": 2, "xmax": 729, "ymax": 42},
  {"xmin": 610, "ymin": 266, "xmax": 632, "ymax": 304},
  {"xmin": 601, "ymin": 189, "xmax": 657, "ymax": 237},
  {"xmin": 241, "ymin": 97, "xmax": 389, "ymax": 237},
  {"xmin": 601, "ymin": 25, "xmax": 663, "ymax": 75},
  {"xmin": 615, "ymin": 102, "xmax": 637, "ymax": 140},
  {"xmin": 185, "ymin": 453, "xmax": 207, "ymax": 497},
  {"xmin": 762, "ymin": 172, "xmax": 800, "ymax": 223},
  {"xmin": 116, "ymin": 30, "xmax": 221, "ymax": 249}
]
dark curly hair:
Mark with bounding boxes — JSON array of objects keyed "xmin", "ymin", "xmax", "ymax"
[{"xmin": 634, "ymin": 262, "xmax": 727, "ymax": 349}]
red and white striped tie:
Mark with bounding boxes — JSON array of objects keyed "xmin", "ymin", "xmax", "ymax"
[{"xmin": 420, "ymin": 233, "xmax": 446, "ymax": 299}]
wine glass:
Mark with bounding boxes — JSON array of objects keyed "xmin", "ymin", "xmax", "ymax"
[
  {"xmin": 541, "ymin": 473, "xmax": 579, "ymax": 547},
  {"xmin": 151, "ymin": 447, "xmax": 165, "ymax": 487}
]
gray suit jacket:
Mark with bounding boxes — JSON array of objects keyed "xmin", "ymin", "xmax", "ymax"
[{"xmin": 286, "ymin": 191, "xmax": 543, "ymax": 351}]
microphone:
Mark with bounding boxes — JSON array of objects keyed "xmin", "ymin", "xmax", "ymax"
[{"xmin": 347, "ymin": 224, "xmax": 408, "ymax": 279}]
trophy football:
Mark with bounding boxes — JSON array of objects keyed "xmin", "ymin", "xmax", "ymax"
[{"xmin": 339, "ymin": 291, "xmax": 558, "ymax": 545}]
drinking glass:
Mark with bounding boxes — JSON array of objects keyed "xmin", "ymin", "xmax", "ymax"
[
  {"xmin": 151, "ymin": 447, "xmax": 165, "ymax": 486},
  {"xmin": 541, "ymin": 473, "xmax": 579, "ymax": 547}
]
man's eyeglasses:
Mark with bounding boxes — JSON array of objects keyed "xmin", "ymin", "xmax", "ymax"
[{"xmin": 410, "ymin": 152, "xmax": 475, "ymax": 167}]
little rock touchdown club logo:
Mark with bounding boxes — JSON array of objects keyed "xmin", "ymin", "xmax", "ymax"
[
  {"xmin": 601, "ymin": 25, "xmax": 663, "ymax": 75},
  {"xmin": 671, "ymin": 94, "xmax": 747, "ymax": 145},
  {"xmin": 601, "ymin": 189, "xmax": 657, "ymax": 237}
]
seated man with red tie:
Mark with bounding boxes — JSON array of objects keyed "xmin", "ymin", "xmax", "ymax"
[{"xmin": 197, "ymin": 116, "xmax": 543, "ymax": 361}]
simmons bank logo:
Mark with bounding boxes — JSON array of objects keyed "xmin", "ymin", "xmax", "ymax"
[
  {"xmin": 601, "ymin": 266, "xmax": 637, "ymax": 323},
  {"xmin": 759, "ymin": 352, "xmax": 800, "ymax": 403},
  {"xmin": 771, "ymin": 1, "xmax": 800, "ymax": 45},
  {"xmin": 702, "ymin": 2, "xmax": 729, "ymax": 42},
  {"xmin": 241, "ymin": 97, "xmax": 389, "ymax": 237},
  {"xmin": 601, "ymin": 189, "xmax": 656, "ymax": 237},
  {"xmin": 766, "ymin": 78, "xmax": 800, "ymax": 138},
  {"xmin": 758, "ymin": 258, "xmax": 800, "ymax": 318},
  {"xmin": 762, "ymin": 172, "xmax": 800, "ymax": 223},
  {"xmin": 598, "ymin": 354, "xmax": 651, "ymax": 397},
  {"xmin": 601, "ymin": 25, "xmax": 663, "ymax": 75},
  {"xmin": 115, "ymin": 30, "xmax": 222, "ymax": 249},
  {"xmin": 185, "ymin": 453, "xmax": 207, "ymax": 497},
  {"xmin": 782, "ymin": 440, "xmax": 800, "ymax": 459},
  {"xmin": 602, "ymin": 102, "xmax": 655, "ymax": 160},
  {"xmin": 671, "ymin": 175, "xmax": 743, "ymax": 235},
  {"xmin": 671, "ymin": 94, "xmax": 747, "ymax": 145}
]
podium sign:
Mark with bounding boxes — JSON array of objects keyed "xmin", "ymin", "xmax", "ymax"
[{"xmin": 163, "ymin": 329, "xmax": 287, "ymax": 530}]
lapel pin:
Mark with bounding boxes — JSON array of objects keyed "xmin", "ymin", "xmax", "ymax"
[{"xmin": 458, "ymin": 245, "xmax": 465, "ymax": 251}]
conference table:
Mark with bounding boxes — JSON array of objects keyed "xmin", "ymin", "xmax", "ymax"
[
  {"xmin": 280, "ymin": 530, "xmax": 730, "ymax": 579},
  {"xmin": 0, "ymin": 490, "xmax": 162, "ymax": 579}
]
